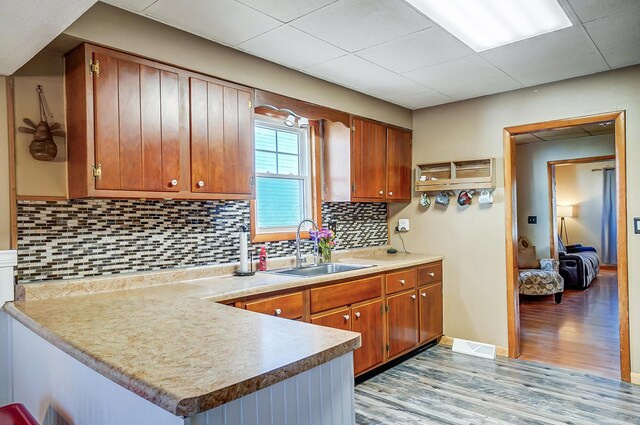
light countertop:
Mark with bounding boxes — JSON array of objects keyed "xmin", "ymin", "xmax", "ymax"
[{"xmin": 4, "ymin": 249, "xmax": 442, "ymax": 416}]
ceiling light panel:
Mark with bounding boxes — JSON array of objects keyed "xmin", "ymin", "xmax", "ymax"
[{"xmin": 405, "ymin": 0, "xmax": 573, "ymax": 52}]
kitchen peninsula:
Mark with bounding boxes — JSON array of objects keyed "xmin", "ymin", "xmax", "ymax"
[{"xmin": 2, "ymin": 249, "xmax": 443, "ymax": 424}]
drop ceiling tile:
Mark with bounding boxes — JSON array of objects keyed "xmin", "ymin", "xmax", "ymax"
[
  {"xmin": 567, "ymin": 0, "xmax": 640, "ymax": 23},
  {"xmin": 403, "ymin": 55, "xmax": 522, "ymax": 100},
  {"xmin": 389, "ymin": 89, "xmax": 453, "ymax": 110},
  {"xmin": 480, "ymin": 27, "xmax": 608, "ymax": 85},
  {"xmin": 307, "ymin": 54, "xmax": 432, "ymax": 99},
  {"xmin": 103, "ymin": 0, "xmax": 157, "ymax": 13},
  {"xmin": 356, "ymin": 27, "xmax": 474, "ymax": 74},
  {"xmin": 237, "ymin": 25, "xmax": 347, "ymax": 69},
  {"xmin": 290, "ymin": 0, "xmax": 432, "ymax": 52},
  {"xmin": 144, "ymin": 0, "xmax": 281, "ymax": 46},
  {"xmin": 235, "ymin": 0, "xmax": 338, "ymax": 23},
  {"xmin": 584, "ymin": 11, "xmax": 640, "ymax": 68},
  {"xmin": 514, "ymin": 133, "xmax": 544, "ymax": 145},
  {"xmin": 533, "ymin": 127, "xmax": 589, "ymax": 140}
]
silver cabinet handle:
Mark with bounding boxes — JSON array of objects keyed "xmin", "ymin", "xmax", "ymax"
[
  {"xmin": 389, "ymin": 191, "xmax": 393, "ymax": 196},
  {"xmin": 400, "ymin": 279, "xmax": 405, "ymax": 285},
  {"xmin": 169, "ymin": 179, "xmax": 178, "ymax": 187},
  {"xmin": 428, "ymin": 272, "xmax": 435, "ymax": 277},
  {"xmin": 355, "ymin": 312, "xmax": 361, "ymax": 318},
  {"xmin": 411, "ymin": 294, "xmax": 416, "ymax": 300},
  {"xmin": 421, "ymin": 292, "xmax": 427, "ymax": 298},
  {"xmin": 274, "ymin": 308, "xmax": 282, "ymax": 316},
  {"xmin": 343, "ymin": 315, "xmax": 350, "ymax": 321},
  {"xmin": 379, "ymin": 190, "xmax": 384, "ymax": 195},
  {"xmin": 197, "ymin": 180, "xmax": 205, "ymax": 188}
]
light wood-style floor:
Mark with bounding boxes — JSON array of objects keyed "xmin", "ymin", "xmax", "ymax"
[
  {"xmin": 355, "ymin": 345, "xmax": 640, "ymax": 424},
  {"xmin": 519, "ymin": 271, "xmax": 620, "ymax": 379}
]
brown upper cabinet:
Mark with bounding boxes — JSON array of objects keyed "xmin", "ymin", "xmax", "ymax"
[
  {"xmin": 324, "ymin": 117, "xmax": 412, "ymax": 203},
  {"xmin": 65, "ymin": 43, "xmax": 254, "ymax": 200},
  {"xmin": 189, "ymin": 76, "xmax": 254, "ymax": 197}
]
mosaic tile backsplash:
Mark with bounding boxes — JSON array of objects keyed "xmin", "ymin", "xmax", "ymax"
[{"xmin": 17, "ymin": 200, "xmax": 388, "ymax": 283}]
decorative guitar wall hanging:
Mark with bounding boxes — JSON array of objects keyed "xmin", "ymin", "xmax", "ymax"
[{"xmin": 17, "ymin": 85, "xmax": 65, "ymax": 161}]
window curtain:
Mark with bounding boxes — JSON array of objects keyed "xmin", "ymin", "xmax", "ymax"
[{"xmin": 601, "ymin": 168, "xmax": 617, "ymax": 264}]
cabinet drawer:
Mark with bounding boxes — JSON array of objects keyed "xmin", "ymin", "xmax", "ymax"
[
  {"xmin": 311, "ymin": 276, "xmax": 383, "ymax": 314},
  {"xmin": 418, "ymin": 262, "xmax": 442, "ymax": 286},
  {"xmin": 311, "ymin": 307, "xmax": 352, "ymax": 331},
  {"xmin": 386, "ymin": 268, "xmax": 417, "ymax": 294},
  {"xmin": 245, "ymin": 292, "xmax": 303, "ymax": 319}
]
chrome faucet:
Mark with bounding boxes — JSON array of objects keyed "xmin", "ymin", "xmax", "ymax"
[{"xmin": 296, "ymin": 219, "xmax": 319, "ymax": 268}]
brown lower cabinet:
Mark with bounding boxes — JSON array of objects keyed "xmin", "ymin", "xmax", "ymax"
[
  {"xmin": 234, "ymin": 261, "xmax": 443, "ymax": 377},
  {"xmin": 387, "ymin": 289, "xmax": 419, "ymax": 358},
  {"xmin": 419, "ymin": 283, "xmax": 443, "ymax": 343}
]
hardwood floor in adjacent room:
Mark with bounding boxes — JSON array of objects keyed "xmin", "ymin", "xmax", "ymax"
[
  {"xmin": 519, "ymin": 270, "xmax": 620, "ymax": 379},
  {"xmin": 354, "ymin": 345, "xmax": 640, "ymax": 424}
]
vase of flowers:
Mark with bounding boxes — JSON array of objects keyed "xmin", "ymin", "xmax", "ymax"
[{"xmin": 310, "ymin": 228, "xmax": 336, "ymax": 263}]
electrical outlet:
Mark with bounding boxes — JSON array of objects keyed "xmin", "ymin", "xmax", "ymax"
[
  {"xmin": 528, "ymin": 216, "xmax": 537, "ymax": 224},
  {"xmin": 397, "ymin": 218, "xmax": 410, "ymax": 232}
]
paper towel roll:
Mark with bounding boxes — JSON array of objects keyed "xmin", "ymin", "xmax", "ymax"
[{"xmin": 239, "ymin": 227, "xmax": 249, "ymax": 272}]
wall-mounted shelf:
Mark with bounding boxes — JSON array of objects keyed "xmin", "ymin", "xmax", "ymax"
[{"xmin": 415, "ymin": 158, "xmax": 496, "ymax": 192}]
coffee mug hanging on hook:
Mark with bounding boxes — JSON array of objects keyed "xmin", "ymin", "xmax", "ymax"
[
  {"xmin": 17, "ymin": 85, "xmax": 65, "ymax": 161},
  {"xmin": 420, "ymin": 193, "xmax": 431, "ymax": 208}
]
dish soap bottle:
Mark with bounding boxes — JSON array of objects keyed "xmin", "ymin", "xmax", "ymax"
[{"xmin": 259, "ymin": 246, "xmax": 268, "ymax": 271}]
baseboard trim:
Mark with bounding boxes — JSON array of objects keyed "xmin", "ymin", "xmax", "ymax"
[
  {"xmin": 438, "ymin": 335, "xmax": 508, "ymax": 357},
  {"xmin": 631, "ymin": 372, "xmax": 640, "ymax": 385}
]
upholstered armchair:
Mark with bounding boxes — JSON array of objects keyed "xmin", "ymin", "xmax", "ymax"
[{"xmin": 519, "ymin": 258, "xmax": 564, "ymax": 304}]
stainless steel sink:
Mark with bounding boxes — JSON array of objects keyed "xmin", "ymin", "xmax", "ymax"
[{"xmin": 269, "ymin": 263, "xmax": 374, "ymax": 277}]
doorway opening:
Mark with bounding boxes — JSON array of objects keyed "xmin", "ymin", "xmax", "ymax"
[{"xmin": 503, "ymin": 112, "xmax": 630, "ymax": 382}]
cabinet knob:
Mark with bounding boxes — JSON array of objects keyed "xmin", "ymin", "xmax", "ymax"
[
  {"xmin": 421, "ymin": 292, "xmax": 427, "ymax": 298},
  {"xmin": 355, "ymin": 312, "xmax": 361, "ymax": 318},
  {"xmin": 428, "ymin": 272, "xmax": 435, "ymax": 277},
  {"xmin": 343, "ymin": 315, "xmax": 350, "ymax": 321},
  {"xmin": 197, "ymin": 180, "xmax": 205, "ymax": 188},
  {"xmin": 379, "ymin": 190, "xmax": 384, "ymax": 195},
  {"xmin": 399, "ymin": 279, "xmax": 406, "ymax": 285},
  {"xmin": 274, "ymin": 308, "xmax": 282, "ymax": 316},
  {"xmin": 411, "ymin": 294, "xmax": 416, "ymax": 300},
  {"xmin": 169, "ymin": 179, "xmax": 178, "ymax": 187},
  {"xmin": 389, "ymin": 191, "xmax": 393, "ymax": 196}
]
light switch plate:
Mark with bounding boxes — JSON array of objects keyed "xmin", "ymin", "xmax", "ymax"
[
  {"xmin": 528, "ymin": 216, "xmax": 537, "ymax": 224},
  {"xmin": 634, "ymin": 218, "xmax": 640, "ymax": 234},
  {"xmin": 397, "ymin": 218, "xmax": 410, "ymax": 232}
]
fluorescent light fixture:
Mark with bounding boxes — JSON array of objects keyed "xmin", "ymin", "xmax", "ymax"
[{"xmin": 405, "ymin": 0, "xmax": 572, "ymax": 52}]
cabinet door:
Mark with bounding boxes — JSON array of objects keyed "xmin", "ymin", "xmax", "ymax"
[
  {"xmin": 419, "ymin": 283, "xmax": 443, "ymax": 343},
  {"xmin": 386, "ymin": 127, "xmax": 412, "ymax": 201},
  {"xmin": 311, "ymin": 307, "xmax": 352, "ymax": 331},
  {"xmin": 387, "ymin": 289, "xmax": 418, "ymax": 358},
  {"xmin": 93, "ymin": 51, "xmax": 180, "ymax": 192},
  {"xmin": 352, "ymin": 299, "xmax": 384, "ymax": 375},
  {"xmin": 352, "ymin": 118, "xmax": 387, "ymax": 200},
  {"xmin": 190, "ymin": 77, "xmax": 254, "ymax": 196}
]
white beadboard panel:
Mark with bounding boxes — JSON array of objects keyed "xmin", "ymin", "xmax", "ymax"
[
  {"xmin": 0, "ymin": 250, "xmax": 17, "ymax": 305},
  {"xmin": 0, "ymin": 312, "xmax": 13, "ymax": 406},
  {"xmin": 10, "ymin": 318, "xmax": 185, "ymax": 425},
  {"xmin": 189, "ymin": 353, "xmax": 355, "ymax": 425}
]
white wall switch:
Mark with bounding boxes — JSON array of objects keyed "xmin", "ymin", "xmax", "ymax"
[{"xmin": 397, "ymin": 219, "xmax": 410, "ymax": 232}]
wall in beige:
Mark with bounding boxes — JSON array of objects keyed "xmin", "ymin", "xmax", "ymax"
[
  {"xmin": 63, "ymin": 2, "xmax": 411, "ymax": 129},
  {"xmin": 0, "ymin": 77, "xmax": 11, "ymax": 250},
  {"xmin": 390, "ymin": 65, "xmax": 640, "ymax": 374},
  {"xmin": 556, "ymin": 160, "xmax": 616, "ymax": 260},
  {"xmin": 515, "ymin": 135, "xmax": 614, "ymax": 259},
  {"xmin": 13, "ymin": 51, "xmax": 67, "ymax": 198}
]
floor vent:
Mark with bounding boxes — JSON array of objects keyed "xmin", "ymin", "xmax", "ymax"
[{"xmin": 451, "ymin": 338, "xmax": 496, "ymax": 360}]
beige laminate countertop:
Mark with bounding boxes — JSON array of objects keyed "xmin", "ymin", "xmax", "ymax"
[{"xmin": 4, "ymin": 251, "xmax": 442, "ymax": 417}]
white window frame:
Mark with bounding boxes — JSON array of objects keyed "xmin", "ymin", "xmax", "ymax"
[{"xmin": 254, "ymin": 117, "xmax": 312, "ymax": 235}]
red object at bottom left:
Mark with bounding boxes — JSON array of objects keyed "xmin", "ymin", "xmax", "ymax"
[{"xmin": 0, "ymin": 403, "xmax": 39, "ymax": 425}]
